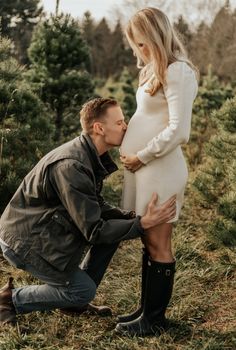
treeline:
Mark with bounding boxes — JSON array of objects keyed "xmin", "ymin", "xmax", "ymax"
[
  {"xmin": 174, "ymin": 5, "xmax": 236, "ymax": 81},
  {"xmin": 0, "ymin": 1, "xmax": 134, "ymax": 77},
  {"xmin": 83, "ymin": 4, "xmax": 236, "ymax": 81},
  {"xmin": 81, "ymin": 12, "xmax": 134, "ymax": 78},
  {"xmin": 1, "ymin": 1, "xmax": 236, "ymax": 80}
]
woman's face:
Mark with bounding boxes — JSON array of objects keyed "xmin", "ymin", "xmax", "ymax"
[{"xmin": 132, "ymin": 28, "xmax": 151, "ymax": 64}]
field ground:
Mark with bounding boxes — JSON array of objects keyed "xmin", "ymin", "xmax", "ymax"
[{"xmin": 1, "ymin": 171, "xmax": 236, "ymax": 350}]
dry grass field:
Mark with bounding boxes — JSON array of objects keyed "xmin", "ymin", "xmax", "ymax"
[{"xmin": 1, "ymin": 169, "xmax": 235, "ymax": 350}]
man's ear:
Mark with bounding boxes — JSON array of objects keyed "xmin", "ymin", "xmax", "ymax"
[{"xmin": 93, "ymin": 122, "xmax": 104, "ymax": 136}]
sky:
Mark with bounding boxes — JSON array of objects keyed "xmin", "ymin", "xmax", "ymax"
[
  {"xmin": 42, "ymin": 0, "xmax": 123, "ymax": 20},
  {"xmin": 41, "ymin": 0, "xmax": 236, "ymax": 26}
]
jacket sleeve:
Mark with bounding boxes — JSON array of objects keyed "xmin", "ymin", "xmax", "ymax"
[
  {"xmin": 136, "ymin": 62, "xmax": 198, "ymax": 164},
  {"xmin": 49, "ymin": 160, "xmax": 143, "ymax": 244},
  {"xmin": 97, "ymin": 194, "xmax": 136, "ymax": 221}
]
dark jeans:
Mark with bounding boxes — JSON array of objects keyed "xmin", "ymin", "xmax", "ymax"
[
  {"xmin": 1, "ymin": 241, "xmax": 119, "ymax": 314},
  {"xmin": 80, "ymin": 243, "xmax": 119, "ymax": 286}
]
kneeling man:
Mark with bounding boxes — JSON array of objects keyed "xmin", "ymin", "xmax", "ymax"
[{"xmin": 0, "ymin": 98, "xmax": 176, "ymax": 325}]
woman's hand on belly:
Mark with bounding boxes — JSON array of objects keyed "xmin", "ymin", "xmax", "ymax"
[{"xmin": 120, "ymin": 154, "xmax": 144, "ymax": 173}]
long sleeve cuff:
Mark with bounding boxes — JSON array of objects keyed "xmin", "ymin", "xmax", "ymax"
[
  {"xmin": 137, "ymin": 148, "xmax": 156, "ymax": 164},
  {"xmin": 136, "ymin": 215, "xmax": 146, "ymax": 237}
]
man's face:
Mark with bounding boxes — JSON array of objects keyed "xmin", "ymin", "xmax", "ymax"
[{"xmin": 101, "ymin": 106, "xmax": 127, "ymax": 147}]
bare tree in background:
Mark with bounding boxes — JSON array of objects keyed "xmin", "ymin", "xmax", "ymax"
[
  {"xmin": 109, "ymin": 0, "xmax": 233, "ymax": 27},
  {"xmin": 56, "ymin": 0, "xmax": 60, "ymax": 16},
  {"xmin": 109, "ymin": 0, "xmax": 167, "ymax": 25}
]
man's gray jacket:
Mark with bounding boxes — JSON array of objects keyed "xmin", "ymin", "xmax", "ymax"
[{"xmin": 0, "ymin": 133, "xmax": 143, "ymax": 282}]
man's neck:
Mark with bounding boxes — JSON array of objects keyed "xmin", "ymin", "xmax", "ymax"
[{"xmin": 89, "ymin": 134, "xmax": 108, "ymax": 156}]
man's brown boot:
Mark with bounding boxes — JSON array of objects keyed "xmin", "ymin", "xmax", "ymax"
[
  {"xmin": 0, "ymin": 277, "xmax": 16, "ymax": 325},
  {"xmin": 60, "ymin": 303, "xmax": 112, "ymax": 317}
]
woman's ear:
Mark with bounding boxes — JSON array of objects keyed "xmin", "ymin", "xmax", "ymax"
[{"xmin": 93, "ymin": 122, "xmax": 104, "ymax": 136}]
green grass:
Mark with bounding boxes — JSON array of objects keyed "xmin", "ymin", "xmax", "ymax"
[{"xmin": 1, "ymin": 168, "xmax": 236, "ymax": 350}]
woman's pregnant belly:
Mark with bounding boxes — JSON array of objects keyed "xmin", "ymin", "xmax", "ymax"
[
  {"xmin": 122, "ymin": 145, "xmax": 188, "ymax": 218},
  {"xmin": 120, "ymin": 109, "xmax": 189, "ymax": 218},
  {"xmin": 120, "ymin": 111, "xmax": 168, "ymax": 155}
]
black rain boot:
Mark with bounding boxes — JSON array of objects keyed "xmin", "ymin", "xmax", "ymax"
[
  {"xmin": 115, "ymin": 259, "xmax": 176, "ymax": 336},
  {"xmin": 117, "ymin": 247, "xmax": 148, "ymax": 323}
]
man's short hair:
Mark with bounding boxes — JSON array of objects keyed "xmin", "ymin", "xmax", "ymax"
[{"xmin": 80, "ymin": 97, "xmax": 119, "ymax": 134}]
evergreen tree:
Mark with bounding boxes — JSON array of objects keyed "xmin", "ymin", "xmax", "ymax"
[
  {"xmin": 81, "ymin": 11, "xmax": 96, "ymax": 45},
  {"xmin": 56, "ymin": 0, "xmax": 60, "ymax": 16},
  {"xmin": 82, "ymin": 15, "xmax": 135, "ymax": 79},
  {"xmin": 120, "ymin": 67, "xmax": 136, "ymax": 120},
  {"xmin": 217, "ymin": 8, "xmax": 236, "ymax": 80},
  {"xmin": 190, "ymin": 22, "xmax": 210, "ymax": 75},
  {"xmin": 81, "ymin": 11, "xmax": 96, "ymax": 74},
  {"xmin": 0, "ymin": 0, "xmax": 43, "ymax": 63},
  {"xmin": 193, "ymin": 66, "xmax": 233, "ymax": 118},
  {"xmin": 92, "ymin": 18, "xmax": 112, "ymax": 77},
  {"xmin": 0, "ymin": 37, "xmax": 53, "ymax": 212},
  {"xmin": 109, "ymin": 21, "xmax": 129, "ymax": 77},
  {"xmin": 27, "ymin": 14, "xmax": 94, "ymax": 142},
  {"xmin": 95, "ymin": 68, "xmax": 136, "ymax": 123},
  {"xmin": 187, "ymin": 66, "xmax": 233, "ymax": 167},
  {"xmin": 208, "ymin": 4, "xmax": 236, "ymax": 79},
  {"xmin": 174, "ymin": 15, "xmax": 193, "ymax": 54},
  {"xmin": 193, "ymin": 96, "xmax": 236, "ymax": 247}
]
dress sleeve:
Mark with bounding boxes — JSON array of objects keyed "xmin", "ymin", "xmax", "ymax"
[{"xmin": 136, "ymin": 62, "xmax": 198, "ymax": 164}]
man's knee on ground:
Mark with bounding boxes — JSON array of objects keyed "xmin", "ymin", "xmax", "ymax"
[{"xmin": 66, "ymin": 278, "xmax": 96, "ymax": 306}]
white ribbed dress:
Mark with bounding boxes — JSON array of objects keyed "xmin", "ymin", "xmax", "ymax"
[{"xmin": 120, "ymin": 61, "xmax": 198, "ymax": 222}]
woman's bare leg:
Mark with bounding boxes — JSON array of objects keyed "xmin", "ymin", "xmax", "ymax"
[{"xmin": 143, "ymin": 223, "xmax": 174, "ymax": 262}]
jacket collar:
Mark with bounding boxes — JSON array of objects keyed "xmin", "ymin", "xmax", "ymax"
[{"xmin": 80, "ymin": 133, "xmax": 118, "ymax": 179}]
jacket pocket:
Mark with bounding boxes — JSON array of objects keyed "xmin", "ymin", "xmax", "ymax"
[
  {"xmin": 2, "ymin": 246, "xmax": 25, "ymax": 269},
  {"xmin": 31, "ymin": 211, "xmax": 84, "ymax": 272}
]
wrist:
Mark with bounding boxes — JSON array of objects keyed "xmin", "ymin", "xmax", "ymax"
[
  {"xmin": 140, "ymin": 216, "xmax": 150, "ymax": 230},
  {"xmin": 137, "ymin": 149, "xmax": 154, "ymax": 164},
  {"xmin": 136, "ymin": 154, "xmax": 144, "ymax": 165}
]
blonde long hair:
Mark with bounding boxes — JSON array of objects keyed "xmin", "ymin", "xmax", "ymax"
[{"xmin": 125, "ymin": 7, "xmax": 198, "ymax": 95}]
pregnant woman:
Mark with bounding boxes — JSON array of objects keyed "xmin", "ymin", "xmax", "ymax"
[{"xmin": 116, "ymin": 7, "xmax": 198, "ymax": 336}]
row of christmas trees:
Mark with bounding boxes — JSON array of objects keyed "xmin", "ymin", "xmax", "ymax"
[{"xmin": 0, "ymin": 12, "xmax": 235, "ymax": 249}]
